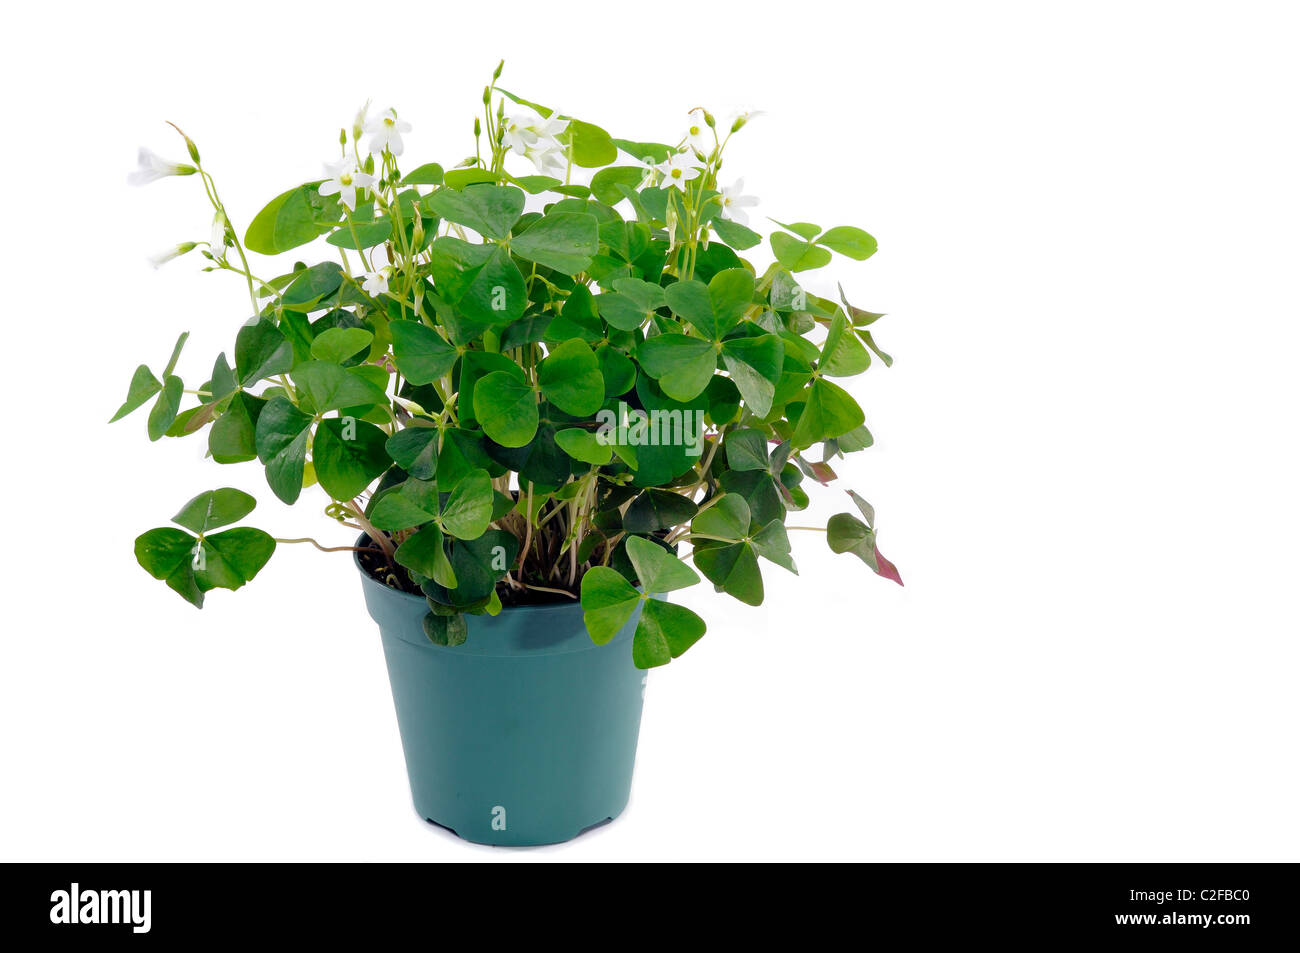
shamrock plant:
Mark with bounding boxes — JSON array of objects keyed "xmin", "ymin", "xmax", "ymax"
[{"xmin": 120, "ymin": 64, "xmax": 902, "ymax": 667}]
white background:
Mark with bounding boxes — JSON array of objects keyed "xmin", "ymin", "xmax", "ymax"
[{"xmin": 2, "ymin": 0, "xmax": 1297, "ymax": 862}]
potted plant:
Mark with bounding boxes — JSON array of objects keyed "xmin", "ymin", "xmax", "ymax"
[{"xmin": 119, "ymin": 64, "xmax": 903, "ymax": 846}]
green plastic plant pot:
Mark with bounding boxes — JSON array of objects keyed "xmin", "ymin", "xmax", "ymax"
[{"xmin": 357, "ymin": 551, "xmax": 647, "ymax": 846}]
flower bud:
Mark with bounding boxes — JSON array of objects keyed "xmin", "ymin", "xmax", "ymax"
[
  {"xmin": 474, "ymin": 117, "xmax": 481, "ymax": 137},
  {"xmin": 339, "ymin": 128, "xmax": 347, "ymax": 146},
  {"xmin": 492, "ymin": 59, "xmax": 504, "ymax": 81},
  {"xmin": 482, "ymin": 85, "xmax": 491, "ymax": 105}
]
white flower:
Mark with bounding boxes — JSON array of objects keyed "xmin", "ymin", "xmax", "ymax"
[
  {"xmin": 318, "ymin": 157, "xmax": 377, "ymax": 212},
  {"xmin": 524, "ymin": 140, "xmax": 567, "ymax": 175},
  {"xmin": 362, "ymin": 268, "xmax": 391, "ymax": 297},
  {"xmin": 351, "ymin": 100, "xmax": 370, "ymax": 141},
  {"xmin": 503, "ymin": 109, "xmax": 569, "ymax": 170},
  {"xmin": 686, "ymin": 112, "xmax": 712, "ymax": 154},
  {"xmin": 718, "ymin": 178, "xmax": 759, "ymax": 226},
  {"xmin": 209, "ymin": 211, "xmax": 227, "ymax": 261},
  {"xmin": 149, "ymin": 242, "xmax": 197, "ymax": 269},
  {"xmin": 655, "ymin": 151, "xmax": 702, "ymax": 191},
  {"xmin": 128, "ymin": 147, "xmax": 195, "ymax": 186},
  {"xmin": 363, "ymin": 107, "xmax": 411, "ymax": 156}
]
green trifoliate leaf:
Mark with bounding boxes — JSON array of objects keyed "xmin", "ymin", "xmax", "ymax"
[
  {"xmin": 510, "ymin": 211, "xmax": 600, "ymax": 272},
  {"xmin": 389, "ymin": 320, "xmax": 458, "ymax": 385},
  {"xmin": 369, "ymin": 478, "xmax": 440, "ymax": 530},
  {"xmin": 580, "ymin": 566, "xmax": 642, "ymax": 645},
  {"xmin": 752, "ymin": 519, "xmax": 797, "ymax": 574},
  {"xmin": 172, "ymin": 488, "xmax": 257, "ymax": 534},
  {"xmin": 310, "ymin": 327, "xmax": 373, "ymax": 364},
  {"xmin": 235, "ymin": 318, "xmax": 293, "ymax": 388},
  {"xmin": 693, "ymin": 538, "xmax": 764, "ymax": 606},
  {"xmin": 718, "ymin": 469, "xmax": 785, "ymax": 529},
  {"xmin": 664, "ymin": 269, "xmax": 753, "ymax": 339},
  {"xmin": 816, "ymin": 225, "xmax": 877, "ymax": 260},
  {"xmin": 474, "ymin": 370, "xmax": 538, "ymax": 448},
  {"xmin": 770, "ymin": 232, "xmax": 832, "ymax": 272},
  {"xmin": 135, "ymin": 525, "xmax": 275, "ymax": 608},
  {"xmin": 819, "ymin": 312, "xmax": 870, "ymax": 377},
  {"xmin": 637, "ymin": 334, "xmax": 717, "ymax": 402},
  {"xmin": 441, "ymin": 530, "xmax": 519, "ymax": 604},
  {"xmin": 423, "ymin": 184, "xmax": 524, "ymax": 241},
  {"xmin": 426, "ymin": 239, "xmax": 527, "ymax": 334},
  {"xmin": 624, "ymin": 535, "xmax": 699, "ymax": 594},
  {"xmin": 633, "ymin": 599, "xmax": 707, "ymax": 669},
  {"xmin": 385, "ymin": 426, "xmax": 439, "ymax": 481},
  {"xmin": 396, "ymin": 524, "xmax": 458, "ymax": 588},
  {"xmin": 538, "ymin": 339, "xmax": 605, "ymax": 416},
  {"xmin": 110, "ymin": 365, "xmax": 162, "ymax": 422}
]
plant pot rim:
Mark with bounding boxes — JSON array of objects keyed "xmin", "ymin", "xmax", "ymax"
[{"xmin": 353, "ymin": 534, "xmax": 585, "ymax": 616}]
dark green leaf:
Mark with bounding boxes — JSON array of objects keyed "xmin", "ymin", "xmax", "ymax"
[
  {"xmin": 389, "ymin": 320, "xmax": 457, "ymax": 384},
  {"xmin": 637, "ymin": 334, "xmax": 716, "ymax": 402},
  {"xmin": 510, "ymin": 211, "xmax": 599, "ymax": 272},
  {"xmin": 423, "ymin": 185, "xmax": 524, "ymax": 241},
  {"xmin": 538, "ymin": 339, "xmax": 604, "ymax": 415},
  {"xmin": 147, "ymin": 375, "xmax": 183, "ymax": 441},
  {"xmin": 172, "ymin": 488, "xmax": 257, "ymax": 534},
  {"xmin": 235, "ymin": 318, "xmax": 293, "ymax": 388},
  {"xmin": 474, "ymin": 370, "xmax": 538, "ymax": 447},
  {"xmin": 254, "ymin": 396, "xmax": 313, "ymax": 504},
  {"xmin": 623, "ymin": 488, "xmax": 698, "ymax": 534},
  {"xmin": 313, "ymin": 416, "xmax": 390, "ymax": 500},
  {"xmin": 385, "ymin": 426, "xmax": 439, "ymax": 480},
  {"xmin": 291, "ymin": 361, "xmax": 388, "ymax": 412},
  {"xmin": 721, "ymin": 334, "xmax": 783, "ymax": 417},
  {"xmin": 110, "ymin": 365, "xmax": 161, "ymax": 422}
]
